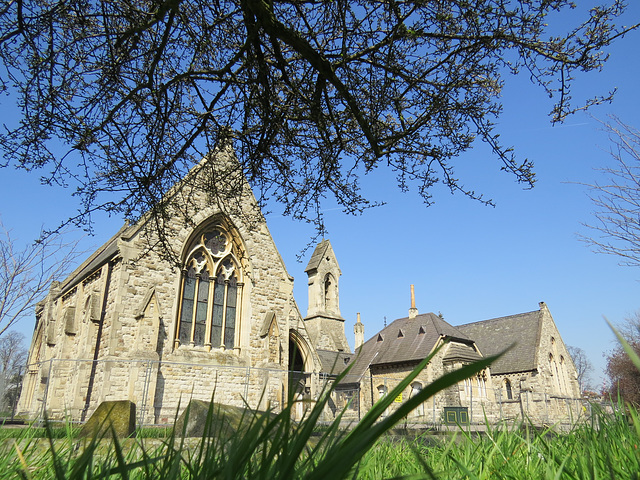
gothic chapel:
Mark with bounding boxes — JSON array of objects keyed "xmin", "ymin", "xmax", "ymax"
[
  {"xmin": 18, "ymin": 146, "xmax": 347, "ymax": 423},
  {"xmin": 18, "ymin": 146, "xmax": 583, "ymax": 426}
]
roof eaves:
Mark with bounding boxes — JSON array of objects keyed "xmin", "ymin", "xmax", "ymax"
[{"xmin": 59, "ymin": 224, "xmax": 128, "ymax": 294}]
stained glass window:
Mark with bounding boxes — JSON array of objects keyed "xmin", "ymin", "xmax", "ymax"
[
  {"xmin": 175, "ymin": 222, "xmax": 242, "ymax": 351},
  {"xmin": 224, "ymin": 275, "xmax": 237, "ymax": 349},
  {"xmin": 193, "ymin": 270, "xmax": 209, "ymax": 346},
  {"xmin": 178, "ymin": 267, "xmax": 196, "ymax": 344},
  {"xmin": 211, "ymin": 275, "xmax": 225, "ymax": 347}
]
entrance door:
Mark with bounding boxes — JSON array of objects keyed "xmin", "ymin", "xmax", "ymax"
[{"xmin": 288, "ymin": 335, "xmax": 307, "ymax": 419}]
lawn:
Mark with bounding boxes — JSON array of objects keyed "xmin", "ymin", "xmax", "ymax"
[{"xmin": 3, "ymin": 347, "xmax": 639, "ymax": 479}]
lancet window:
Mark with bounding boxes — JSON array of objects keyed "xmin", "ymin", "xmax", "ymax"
[
  {"xmin": 176, "ymin": 224, "xmax": 243, "ymax": 350},
  {"xmin": 504, "ymin": 379, "xmax": 513, "ymax": 400}
]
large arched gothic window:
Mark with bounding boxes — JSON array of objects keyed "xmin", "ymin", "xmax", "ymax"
[{"xmin": 176, "ymin": 224, "xmax": 243, "ymax": 350}]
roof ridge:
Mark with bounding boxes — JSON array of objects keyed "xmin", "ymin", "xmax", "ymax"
[{"xmin": 457, "ymin": 310, "xmax": 539, "ymax": 328}]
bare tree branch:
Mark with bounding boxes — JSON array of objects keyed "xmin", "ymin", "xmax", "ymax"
[
  {"xmin": 0, "ymin": 330, "xmax": 26, "ymax": 374},
  {"xmin": 0, "ymin": 219, "xmax": 83, "ymax": 336},
  {"xmin": 567, "ymin": 345, "xmax": 594, "ymax": 393},
  {"xmin": 0, "ymin": 0, "xmax": 636, "ymax": 252},
  {"xmin": 581, "ymin": 117, "xmax": 640, "ymax": 268},
  {"xmin": 605, "ymin": 311, "xmax": 640, "ymax": 404}
]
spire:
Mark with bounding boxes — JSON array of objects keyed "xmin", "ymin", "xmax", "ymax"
[
  {"xmin": 354, "ymin": 312, "xmax": 365, "ymax": 350},
  {"xmin": 409, "ymin": 284, "xmax": 418, "ymax": 319}
]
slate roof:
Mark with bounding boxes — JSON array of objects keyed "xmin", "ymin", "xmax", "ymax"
[
  {"xmin": 315, "ymin": 349, "xmax": 354, "ymax": 375},
  {"xmin": 339, "ymin": 313, "xmax": 475, "ymax": 385},
  {"xmin": 456, "ymin": 310, "xmax": 542, "ymax": 375}
]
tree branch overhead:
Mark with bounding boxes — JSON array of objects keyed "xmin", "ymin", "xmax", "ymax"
[{"xmin": 0, "ymin": 0, "xmax": 636, "ymax": 237}]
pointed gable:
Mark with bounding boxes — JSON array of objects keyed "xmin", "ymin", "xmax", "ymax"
[
  {"xmin": 457, "ymin": 310, "xmax": 542, "ymax": 375},
  {"xmin": 342, "ymin": 312, "xmax": 476, "ymax": 383},
  {"xmin": 304, "ymin": 239, "xmax": 341, "ymax": 274}
]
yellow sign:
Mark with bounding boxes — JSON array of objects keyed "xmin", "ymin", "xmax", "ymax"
[{"xmin": 394, "ymin": 393, "xmax": 403, "ymax": 403}]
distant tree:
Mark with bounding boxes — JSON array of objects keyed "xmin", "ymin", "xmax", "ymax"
[
  {"xmin": 567, "ymin": 345, "xmax": 594, "ymax": 393},
  {"xmin": 0, "ymin": 1, "xmax": 637, "ymax": 246},
  {"xmin": 0, "ymin": 331, "xmax": 27, "ymax": 414},
  {"xmin": 582, "ymin": 117, "xmax": 640, "ymax": 267},
  {"xmin": 0, "ymin": 219, "xmax": 82, "ymax": 336},
  {"xmin": 0, "ymin": 331, "xmax": 26, "ymax": 374},
  {"xmin": 605, "ymin": 311, "xmax": 640, "ymax": 405}
]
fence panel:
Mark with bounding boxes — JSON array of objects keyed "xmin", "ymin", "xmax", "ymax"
[{"xmin": 18, "ymin": 358, "xmax": 599, "ymax": 429}]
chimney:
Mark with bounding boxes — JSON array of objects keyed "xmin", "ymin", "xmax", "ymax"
[
  {"xmin": 409, "ymin": 284, "xmax": 418, "ymax": 319},
  {"xmin": 354, "ymin": 312, "xmax": 365, "ymax": 350}
]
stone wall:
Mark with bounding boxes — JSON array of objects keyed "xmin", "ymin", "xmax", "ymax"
[{"xmin": 17, "ymin": 147, "xmax": 323, "ymax": 422}]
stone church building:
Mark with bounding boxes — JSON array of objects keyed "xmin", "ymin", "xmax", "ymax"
[
  {"xmin": 332, "ymin": 300, "xmax": 581, "ymax": 424},
  {"xmin": 17, "ymin": 147, "xmax": 582, "ymax": 426}
]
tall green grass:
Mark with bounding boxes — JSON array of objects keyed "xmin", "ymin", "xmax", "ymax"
[
  {"xmin": 3, "ymin": 342, "xmax": 640, "ymax": 479},
  {"xmin": 356, "ymin": 403, "xmax": 640, "ymax": 479}
]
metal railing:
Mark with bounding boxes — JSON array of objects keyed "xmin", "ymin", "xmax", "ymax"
[{"xmin": 17, "ymin": 358, "xmax": 600, "ymax": 429}]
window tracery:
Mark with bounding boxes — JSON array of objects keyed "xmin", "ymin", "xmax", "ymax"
[
  {"xmin": 477, "ymin": 371, "xmax": 487, "ymax": 398},
  {"xmin": 175, "ymin": 224, "xmax": 243, "ymax": 351}
]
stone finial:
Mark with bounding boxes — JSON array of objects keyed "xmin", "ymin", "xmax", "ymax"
[
  {"xmin": 409, "ymin": 284, "xmax": 418, "ymax": 319},
  {"xmin": 354, "ymin": 312, "xmax": 365, "ymax": 350}
]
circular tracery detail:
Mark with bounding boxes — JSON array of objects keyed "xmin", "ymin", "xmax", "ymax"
[
  {"xmin": 203, "ymin": 228, "xmax": 230, "ymax": 257},
  {"xmin": 184, "ymin": 224, "xmax": 238, "ymax": 278}
]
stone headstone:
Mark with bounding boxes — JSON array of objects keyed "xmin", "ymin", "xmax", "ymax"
[
  {"xmin": 175, "ymin": 400, "xmax": 256, "ymax": 438},
  {"xmin": 79, "ymin": 400, "xmax": 136, "ymax": 438}
]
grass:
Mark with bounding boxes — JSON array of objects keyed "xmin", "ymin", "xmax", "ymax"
[
  {"xmin": 2, "ymin": 344, "xmax": 640, "ymax": 479},
  {"xmin": 4, "ymin": 404, "xmax": 640, "ymax": 479},
  {"xmin": 355, "ymin": 404, "xmax": 640, "ymax": 479}
]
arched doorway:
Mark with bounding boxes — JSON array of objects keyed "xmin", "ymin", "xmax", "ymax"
[
  {"xmin": 289, "ymin": 337, "xmax": 305, "ymax": 373},
  {"xmin": 288, "ymin": 330, "xmax": 310, "ymax": 419}
]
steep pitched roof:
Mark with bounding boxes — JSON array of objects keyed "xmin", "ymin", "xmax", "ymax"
[
  {"xmin": 340, "ymin": 313, "xmax": 474, "ymax": 384},
  {"xmin": 457, "ymin": 310, "xmax": 542, "ymax": 375},
  {"xmin": 304, "ymin": 239, "xmax": 339, "ymax": 273}
]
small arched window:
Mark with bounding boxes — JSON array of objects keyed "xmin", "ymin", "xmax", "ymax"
[
  {"xmin": 505, "ymin": 379, "xmax": 513, "ymax": 400},
  {"xmin": 411, "ymin": 381, "xmax": 424, "ymax": 416},
  {"xmin": 176, "ymin": 223, "xmax": 243, "ymax": 350},
  {"xmin": 377, "ymin": 384, "xmax": 387, "ymax": 399},
  {"xmin": 323, "ymin": 273, "xmax": 337, "ymax": 312},
  {"xmin": 410, "ymin": 381, "xmax": 422, "ymax": 397}
]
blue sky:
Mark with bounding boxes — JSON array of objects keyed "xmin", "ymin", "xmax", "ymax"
[{"xmin": 1, "ymin": 3, "xmax": 639, "ymax": 387}]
